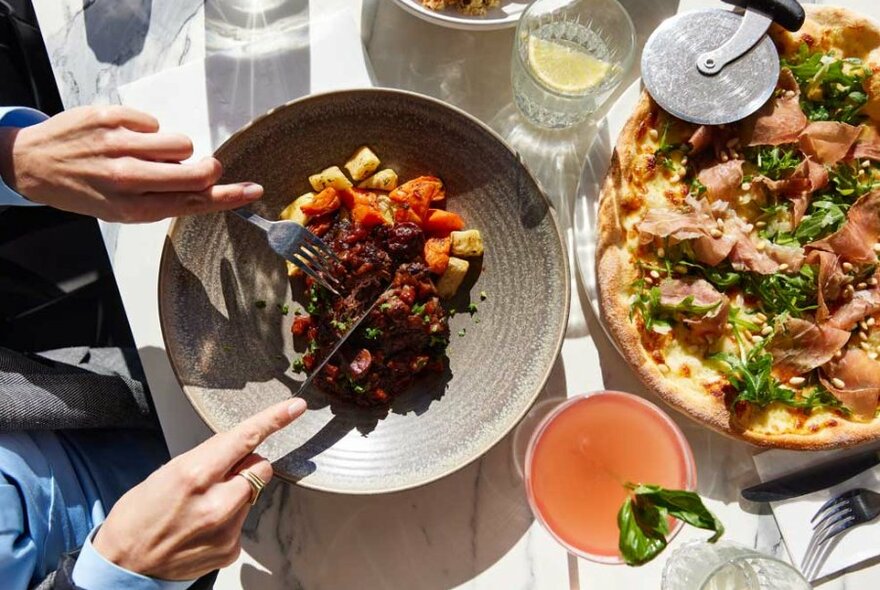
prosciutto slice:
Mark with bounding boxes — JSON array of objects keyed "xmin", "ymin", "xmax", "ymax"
[
  {"xmin": 798, "ymin": 121, "xmax": 862, "ymax": 165},
  {"xmin": 698, "ymin": 160, "xmax": 744, "ymax": 202},
  {"xmin": 826, "ymin": 288, "xmax": 880, "ymax": 331},
  {"xmin": 743, "ymin": 69, "xmax": 807, "ymax": 146},
  {"xmin": 687, "ymin": 125, "xmax": 713, "ymax": 156},
  {"xmin": 852, "ymin": 126, "xmax": 880, "ymax": 161},
  {"xmin": 820, "ymin": 349, "xmax": 880, "ymax": 420},
  {"xmin": 637, "ymin": 198, "xmax": 737, "ymax": 266},
  {"xmin": 808, "ymin": 250, "xmax": 847, "ymax": 323},
  {"xmin": 767, "ymin": 317, "xmax": 851, "ymax": 379},
  {"xmin": 658, "ymin": 278, "xmax": 729, "ymax": 340},
  {"xmin": 809, "ymin": 190, "xmax": 880, "ymax": 264},
  {"xmin": 752, "ymin": 158, "xmax": 827, "ymax": 226},
  {"xmin": 728, "ymin": 238, "xmax": 781, "ymax": 274}
]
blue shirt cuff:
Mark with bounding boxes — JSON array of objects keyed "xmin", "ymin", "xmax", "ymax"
[
  {"xmin": 71, "ymin": 526, "xmax": 196, "ymax": 590},
  {"xmin": 0, "ymin": 106, "xmax": 48, "ymax": 207}
]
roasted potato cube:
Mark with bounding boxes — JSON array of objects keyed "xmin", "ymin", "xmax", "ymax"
[
  {"xmin": 279, "ymin": 192, "xmax": 315, "ymax": 227},
  {"xmin": 357, "ymin": 168, "xmax": 399, "ymax": 191},
  {"xmin": 450, "ymin": 229, "xmax": 484, "ymax": 257},
  {"xmin": 309, "ymin": 166, "xmax": 352, "ymax": 191},
  {"xmin": 345, "ymin": 146, "xmax": 381, "ymax": 181},
  {"xmin": 437, "ymin": 257, "xmax": 469, "ymax": 299},
  {"xmin": 376, "ymin": 194, "xmax": 395, "ymax": 225}
]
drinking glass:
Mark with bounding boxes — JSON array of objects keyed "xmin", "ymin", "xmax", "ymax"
[
  {"xmin": 524, "ymin": 391, "xmax": 696, "ymax": 564},
  {"xmin": 512, "ymin": 0, "xmax": 636, "ymax": 128},
  {"xmin": 662, "ymin": 541, "xmax": 811, "ymax": 590}
]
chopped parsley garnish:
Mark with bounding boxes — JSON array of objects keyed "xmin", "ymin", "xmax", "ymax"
[
  {"xmin": 254, "ymin": 300, "xmax": 267, "ymax": 309},
  {"xmin": 782, "ymin": 44, "xmax": 873, "ymax": 124},
  {"xmin": 330, "ymin": 319, "xmax": 349, "ymax": 331},
  {"xmin": 411, "ymin": 302, "xmax": 426, "ymax": 316},
  {"xmin": 744, "ymin": 145, "xmax": 802, "ymax": 180},
  {"xmin": 479, "ymin": 291, "xmax": 488, "ymax": 301},
  {"xmin": 291, "ymin": 358, "xmax": 305, "ymax": 373},
  {"xmin": 429, "ymin": 334, "xmax": 448, "ymax": 347},
  {"xmin": 277, "ymin": 303, "xmax": 290, "ymax": 315},
  {"xmin": 379, "ymin": 302, "xmax": 392, "ymax": 312},
  {"xmin": 458, "ymin": 328, "xmax": 466, "ymax": 337},
  {"xmin": 467, "ymin": 302, "xmax": 478, "ymax": 315},
  {"xmin": 713, "ymin": 342, "xmax": 843, "ymax": 412},
  {"xmin": 364, "ymin": 327, "xmax": 382, "ymax": 340}
]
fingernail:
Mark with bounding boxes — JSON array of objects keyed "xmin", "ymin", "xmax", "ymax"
[
  {"xmin": 288, "ymin": 398, "xmax": 307, "ymax": 417},
  {"xmin": 242, "ymin": 182, "xmax": 263, "ymax": 200}
]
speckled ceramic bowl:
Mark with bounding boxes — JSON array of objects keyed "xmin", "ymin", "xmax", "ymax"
[{"xmin": 158, "ymin": 88, "xmax": 569, "ymax": 494}]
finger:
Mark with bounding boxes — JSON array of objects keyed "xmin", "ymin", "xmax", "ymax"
[
  {"xmin": 94, "ymin": 105, "xmax": 160, "ymax": 133},
  {"xmin": 194, "ymin": 398, "xmax": 306, "ymax": 476},
  {"xmin": 110, "ymin": 157, "xmax": 223, "ymax": 193},
  {"xmin": 114, "ymin": 182, "xmax": 263, "ymax": 222},
  {"xmin": 225, "ymin": 453, "xmax": 274, "ymax": 508},
  {"xmin": 112, "ymin": 129, "xmax": 194, "ymax": 162}
]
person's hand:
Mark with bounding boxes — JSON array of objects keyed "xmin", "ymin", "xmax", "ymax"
[
  {"xmin": 92, "ymin": 397, "xmax": 306, "ymax": 580},
  {"xmin": 0, "ymin": 105, "xmax": 262, "ymax": 222}
]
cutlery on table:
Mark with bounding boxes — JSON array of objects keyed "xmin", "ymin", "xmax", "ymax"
[
  {"xmin": 811, "ymin": 488, "xmax": 880, "ymax": 546},
  {"xmin": 231, "ymin": 208, "xmax": 345, "ymax": 296},
  {"xmin": 742, "ymin": 448, "xmax": 880, "ymax": 503}
]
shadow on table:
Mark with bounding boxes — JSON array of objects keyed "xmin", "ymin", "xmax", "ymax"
[{"xmin": 237, "ymin": 356, "xmax": 568, "ymax": 590}]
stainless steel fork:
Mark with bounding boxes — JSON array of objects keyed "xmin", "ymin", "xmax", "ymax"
[
  {"xmin": 811, "ymin": 488, "xmax": 880, "ymax": 546},
  {"xmin": 231, "ymin": 208, "xmax": 345, "ymax": 296}
]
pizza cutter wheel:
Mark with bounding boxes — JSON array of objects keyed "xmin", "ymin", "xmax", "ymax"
[{"xmin": 641, "ymin": 0, "xmax": 806, "ymax": 126}]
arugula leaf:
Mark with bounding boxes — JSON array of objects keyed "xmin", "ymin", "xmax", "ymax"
[
  {"xmin": 630, "ymin": 280, "xmax": 722, "ymax": 333},
  {"xmin": 712, "ymin": 342, "xmax": 843, "ymax": 412},
  {"xmin": 742, "ymin": 265, "xmax": 818, "ymax": 317},
  {"xmin": 794, "ymin": 195, "xmax": 849, "ymax": 243},
  {"xmin": 689, "ymin": 177, "xmax": 707, "ymax": 197},
  {"xmin": 618, "ymin": 484, "xmax": 724, "ymax": 566},
  {"xmin": 782, "ymin": 44, "xmax": 873, "ymax": 124},
  {"xmin": 830, "ymin": 162, "xmax": 880, "ymax": 198},
  {"xmin": 744, "ymin": 145, "xmax": 802, "ymax": 180}
]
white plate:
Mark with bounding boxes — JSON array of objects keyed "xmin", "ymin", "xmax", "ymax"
[
  {"xmin": 572, "ymin": 78, "xmax": 641, "ymax": 353},
  {"xmin": 392, "ymin": 0, "xmax": 529, "ymax": 31}
]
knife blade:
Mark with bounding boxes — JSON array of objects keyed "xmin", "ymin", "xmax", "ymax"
[
  {"xmin": 742, "ymin": 448, "xmax": 880, "ymax": 503},
  {"xmin": 293, "ymin": 292, "xmax": 385, "ymax": 396}
]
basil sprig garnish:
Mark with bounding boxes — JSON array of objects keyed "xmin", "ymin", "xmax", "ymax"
[{"xmin": 617, "ymin": 483, "xmax": 724, "ymax": 566}]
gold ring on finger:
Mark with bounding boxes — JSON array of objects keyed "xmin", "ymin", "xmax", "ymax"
[{"xmin": 237, "ymin": 469, "xmax": 267, "ymax": 506}]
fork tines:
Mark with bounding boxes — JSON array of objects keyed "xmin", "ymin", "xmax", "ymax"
[
  {"xmin": 811, "ymin": 489, "xmax": 860, "ymax": 546},
  {"xmin": 293, "ymin": 238, "xmax": 345, "ymax": 297}
]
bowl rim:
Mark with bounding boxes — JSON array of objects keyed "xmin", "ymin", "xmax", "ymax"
[
  {"xmin": 390, "ymin": 0, "xmax": 525, "ymax": 31},
  {"xmin": 158, "ymin": 86, "xmax": 571, "ymax": 495}
]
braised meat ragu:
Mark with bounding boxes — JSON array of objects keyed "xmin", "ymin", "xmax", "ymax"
[
  {"xmin": 282, "ymin": 146, "xmax": 485, "ymax": 405},
  {"xmin": 293, "ymin": 219, "xmax": 449, "ymax": 406}
]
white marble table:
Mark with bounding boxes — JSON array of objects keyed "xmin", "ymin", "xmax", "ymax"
[{"xmin": 29, "ymin": 0, "xmax": 880, "ymax": 588}]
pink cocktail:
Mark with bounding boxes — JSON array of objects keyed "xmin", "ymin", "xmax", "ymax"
[{"xmin": 525, "ymin": 391, "xmax": 696, "ymax": 563}]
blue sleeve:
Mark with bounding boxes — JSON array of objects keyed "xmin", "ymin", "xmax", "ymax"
[
  {"xmin": 0, "ymin": 476, "xmax": 37, "ymax": 590},
  {"xmin": 0, "ymin": 106, "xmax": 48, "ymax": 207},
  {"xmin": 71, "ymin": 526, "xmax": 196, "ymax": 590}
]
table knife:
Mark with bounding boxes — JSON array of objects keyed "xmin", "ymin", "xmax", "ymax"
[
  {"xmin": 293, "ymin": 292, "xmax": 384, "ymax": 396},
  {"xmin": 742, "ymin": 448, "xmax": 880, "ymax": 503}
]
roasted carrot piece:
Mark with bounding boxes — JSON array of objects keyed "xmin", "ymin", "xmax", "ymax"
[
  {"xmin": 301, "ymin": 187, "xmax": 341, "ymax": 216},
  {"xmin": 423, "ymin": 209, "xmax": 464, "ymax": 235},
  {"xmin": 389, "ymin": 176, "xmax": 443, "ymax": 222},
  {"xmin": 424, "ymin": 236, "xmax": 451, "ymax": 274},
  {"xmin": 352, "ymin": 204, "xmax": 386, "ymax": 228}
]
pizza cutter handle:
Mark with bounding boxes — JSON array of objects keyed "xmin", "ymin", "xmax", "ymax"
[{"xmin": 721, "ymin": 0, "xmax": 806, "ymax": 32}]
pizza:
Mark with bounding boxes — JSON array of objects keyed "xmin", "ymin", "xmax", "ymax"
[{"xmin": 597, "ymin": 6, "xmax": 880, "ymax": 449}]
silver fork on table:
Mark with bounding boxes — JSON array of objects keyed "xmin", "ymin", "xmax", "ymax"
[
  {"xmin": 231, "ymin": 208, "xmax": 345, "ymax": 297},
  {"xmin": 811, "ymin": 488, "xmax": 880, "ymax": 546}
]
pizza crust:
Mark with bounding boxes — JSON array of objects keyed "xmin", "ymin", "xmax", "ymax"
[{"xmin": 597, "ymin": 6, "xmax": 880, "ymax": 449}]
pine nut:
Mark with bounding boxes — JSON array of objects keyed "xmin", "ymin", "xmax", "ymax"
[
  {"xmin": 860, "ymin": 331, "xmax": 870, "ymax": 341},
  {"xmin": 741, "ymin": 182, "xmax": 752, "ymax": 191},
  {"xmin": 717, "ymin": 217, "xmax": 725, "ymax": 228},
  {"xmin": 832, "ymin": 377, "xmax": 846, "ymax": 388},
  {"xmin": 670, "ymin": 174, "xmax": 681, "ymax": 183},
  {"xmin": 778, "ymin": 263, "xmax": 790, "ymax": 272},
  {"xmin": 869, "ymin": 317, "xmax": 876, "ymax": 327},
  {"xmin": 649, "ymin": 129, "xmax": 659, "ymax": 140},
  {"xmin": 843, "ymin": 262, "xmax": 854, "ymax": 272},
  {"xmin": 756, "ymin": 313, "xmax": 767, "ymax": 323},
  {"xmin": 681, "ymin": 157, "xmax": 689, "ymax": 165},
  {"xmin": 788, "ymin": 376, "xmax": 806, "ymax": 386},
  {"xmin": 874, "ymin": 243, "xmax": 880, "ymax": 253},
  {"xmin": 720, "ymin": 152, "xmax": 729, "ymax": 163},
  {"xmin": 868, "ymin": 278, "xmax": 878, "ymax": 286},
  {"xmin": 756, "ymin": 241, "xmax": 767, "ymax": 251},
  {"xmin": 650, "ymin": 270, "xmax": 661, "ymax": 280},
  {"xmin": 862, "ymin": 160, "xmax": 871, "ymax": 169},
  {"xmin": 870, "ymin": 351, "xmax": 879, "ymax": 360},
  {"xmin": 657, "ymin": 247, "xmax": 666, "ymax": 258},
  {"xmin": 710, "ymin": 228, "xmax": 723, "ymax": 238},
  {"xmin": 761, "ymin": 325, "xmax": 773, "ymax": 336},
  {"xmin": 755, "ymin": 221, "xmax": 767, "ymax": 228},
  {"xmin": 752, "ymin": 335, "xmax": 764, "ymax": 343},
  {"xmin": 858, "ymin": 282, "xmax": 868, "ymax": 290}
]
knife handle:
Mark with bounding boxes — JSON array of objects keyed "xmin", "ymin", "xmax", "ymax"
[{"xmin": 722, "ymin": 0, "xmax": 806, "ymax": 32}]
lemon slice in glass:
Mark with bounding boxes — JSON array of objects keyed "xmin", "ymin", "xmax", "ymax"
[{"xmin": 528, "ymin": 36, "xmax": 611, "ymax": 94}]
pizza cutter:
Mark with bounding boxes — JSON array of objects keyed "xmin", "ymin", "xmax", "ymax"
[{"xmin": 641, "ymin": 0, "xmax": 806, "ymax": 126}]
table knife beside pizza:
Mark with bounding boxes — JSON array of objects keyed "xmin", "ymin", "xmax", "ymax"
[{"xmin": 742, "ymin": 448, "xmax": 880, "ymax": 503}]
